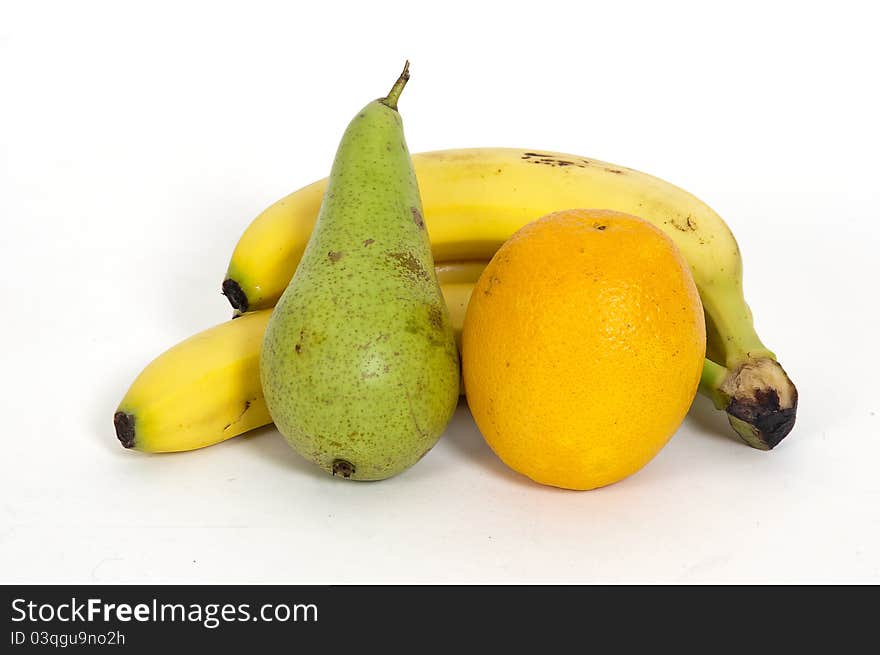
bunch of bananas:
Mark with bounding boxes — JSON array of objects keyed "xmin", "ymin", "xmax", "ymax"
[{"xmin": 115, "ymin": 148, "xmax": 797, "ymax": 453}]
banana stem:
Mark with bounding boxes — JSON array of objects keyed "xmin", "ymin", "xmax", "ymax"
[
  {"xmin": 699, "ymin": 359, "xmax": 729, "ymax": 409},
  {"xmin": 698, "ymin": 279, "xmax": 774, "ymax": 368},
  {"xmin": 382, "ymin": 61, "xmax": 410, "ymax": 110}
]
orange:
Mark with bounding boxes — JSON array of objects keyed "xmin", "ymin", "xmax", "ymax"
[{"xmin": 461, "ymin": 209, "xmax": 706, "ymax": 490}]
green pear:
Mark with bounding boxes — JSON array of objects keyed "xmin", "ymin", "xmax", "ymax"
[{"xmin": 260, "ymin": 63, "xmax": 460, "ymax": 481}]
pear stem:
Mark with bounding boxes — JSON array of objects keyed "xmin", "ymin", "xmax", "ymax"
[{"xmin": 382, "ymin": 61, "xmax": 410, "ymax": 110}]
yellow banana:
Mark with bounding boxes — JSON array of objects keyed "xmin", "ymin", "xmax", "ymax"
[
  {"xmin": 224, "ymin": 148, "xmax": 796, "ymax": 449},
  {"xmin": 114, "ymin": 310, "xmax": 271, "ymax": 453},
  {"xmin": 433, "ymin": 260, "xmax": 489, "ymax": 286},
  {"xmin": 115, "ymin": 275, "xmax": 478, "ymax": 453}
]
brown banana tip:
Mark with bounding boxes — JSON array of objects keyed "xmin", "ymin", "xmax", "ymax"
[
  {"xmin": 726, "ymin": 392, "xmax": 798, "ymax": 450},
  {"xmin": 114, "ymin": 411, "xmax": 136, "ymax": 449},
  {"xmin": 221, "ymin": 279, "xmax": 249, "ymax": 313},
  {"xmin": 722, "ymin": 358, "xmax": 798, "ymax": 450}
]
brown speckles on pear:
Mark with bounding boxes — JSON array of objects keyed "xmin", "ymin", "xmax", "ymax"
[
  {"xmin": 386, "ymin": 251, "xmax": 428, "ymax": 280},
  {"xmin": 363, "ymin": 238, "xmax": 375, "ymax": 247},
  {"xmin": 358, "ymin": 332, "xmax": 390, "ymax": 350},
  {"xmin": 411, "ymin": 207, "xmax": 425, "ymax": 229},
  {"xmin": 328, "ymin": 250, "xmax": 345, "ymax": 263},
  {"xmin": 427, "ymin": 305, "xmax": 444, "ymax": 331}
]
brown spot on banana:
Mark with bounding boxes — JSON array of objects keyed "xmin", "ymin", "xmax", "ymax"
[
  {"xmin": 223, "ymin": 401, "xmax": 252, "ymax": 432},
  {"xmin": 520, "ymin": 152, "xmax": 590, "ymax": 168},
  {"xmin": 668, "ymin": 215, "xmax": 698, "ymax": 232}
]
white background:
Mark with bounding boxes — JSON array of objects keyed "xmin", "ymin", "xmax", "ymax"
[{"xmin": 2, "ymin": 0, "xmax": 878, "ymax": 583}]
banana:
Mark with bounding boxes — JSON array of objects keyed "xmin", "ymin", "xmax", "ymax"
[
  {"xmin": 434, "ymin": 260, "xmax": 489, "ymax": 286},
  {"xmin": 118, "ymin": 269, "xmax": 754, "ymax": 454},
  {"xmin": 114, "ymin": 274, "xmax": 478, "ymax": 453},
  {"xmin": 223, "ymin": 148, "xmax": 797, "ymax": 449}
]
